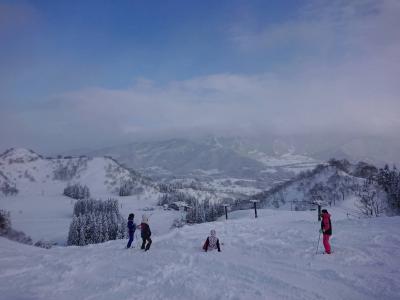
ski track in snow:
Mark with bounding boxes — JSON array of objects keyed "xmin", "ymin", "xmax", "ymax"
[{"xmin": 1, "ymin": 209, "xmax": 400, "ymax": 300}]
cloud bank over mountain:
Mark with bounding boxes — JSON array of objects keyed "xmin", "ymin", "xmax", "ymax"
[{"xmin": 0, "ymin": 1, "xmax": 399, "ymax": 153}]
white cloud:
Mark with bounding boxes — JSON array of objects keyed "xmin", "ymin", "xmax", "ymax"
[
  {"xmin": 5, "ymin": 47, "xmax": 398, "ymax": 152},
  {"xmin": 1, "ymin": 0, "xmax": 399, "ymax": 152},
  {"xmin": 230, "ymin": 0, "xmax": 400, "ymax": 61}
]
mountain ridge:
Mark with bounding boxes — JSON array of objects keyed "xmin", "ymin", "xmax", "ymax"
[{"xmin": 0, "ymin": 148, "xmax": 156, "ymax": 197}]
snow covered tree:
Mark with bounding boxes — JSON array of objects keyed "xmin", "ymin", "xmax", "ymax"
[
  {"xmin": 67, "ymin": 216, "xmax": 79, "ymax": 245},
  {"xmin": 184, "ymin": 197, "xmax": 225, "ymax": 224},
  {"xmin": 34, "ymin": 240, "xmax": 56, "ymax": 249},
  {"xmin": 119, "ymin": 179, "xmax": 144, "ymax": 196},
  {"xmin": 117, "ymin": 219, "xmax": 126, "ymax": 239},
  {"xmin": 67, "ymin": 198, "xmax": 126, "ymax": 246},
  {"xmin": 356, "ymin": 178, "xmax": 386, "ymax": 217},
  {"xmin": 376, "ymin": 165, "xmax": 400, "ymax": 215},
  {"xmin": 0, "ymin": 209, "xmax": 11, "ymax": 235},
  {"xmin": 0, "ymin": 182, "xmax": 18, "ymax": 196},
  {"xmin": 328, "ymin": 158, "xmax": 351, "ymax": 173},
  {"xmin": 64, "ymin": 184, "xmax": 90, "ymax": 200},
  {"xmin": 158, "ymin": 183, "xmax": 178, "ymax": 193},
  {"xmin": 0, "ymin": 209, "xmax": 32, "ymax": 245},
  {"xmin": 119, "ymin": 182, "xmax": 132, "ymax": 196},
  {"xmin": 53, "ymin": 162, "xmax": 80, "ymax": 180}
]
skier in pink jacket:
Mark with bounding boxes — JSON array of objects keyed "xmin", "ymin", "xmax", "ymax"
[{"xmin": 320, "ymin": 209, "xmax": 332, "ymax": 254}]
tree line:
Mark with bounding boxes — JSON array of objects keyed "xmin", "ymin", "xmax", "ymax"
[
  {"xmin": 64, "ymin": 183, "xmax": 90, "ymax": 200},
  {"xmin": 375, "ymin": 165, "xmax": 400, "ymax": 214},
  {"xmin": 67, "ymin": 198, "xmax": 126, "ymax": 246},
  {"xmin": 158, "ymin": 191, "xmax": 226, "ymax": 224}
]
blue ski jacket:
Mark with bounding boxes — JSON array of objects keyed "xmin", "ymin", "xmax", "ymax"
[{"xmin": 127, "ymin": 220, "xmax": 136, "ymax": 234}]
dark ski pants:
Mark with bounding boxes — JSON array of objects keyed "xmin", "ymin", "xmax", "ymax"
[
  {"xmin": 127, "ymin": 232, "xmax": 134, "ymax": 248},
  {"xmin": 141, "ymin": 237, "xmax": 152, "ymax": 251}
]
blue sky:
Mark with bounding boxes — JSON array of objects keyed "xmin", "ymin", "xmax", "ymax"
[
  {"xmin": 0, "ymin": 0, "xmax": 399, "ymax": 152},
  {"xmin": 1, "ymin": 0, "xmax": 304, "ymax": 101}
]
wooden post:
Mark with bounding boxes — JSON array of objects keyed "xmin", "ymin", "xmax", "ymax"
[
  {"xmin": 318, "ymin": 204, "xmax": 321, "ymax": 221},
  {"xmin": 223, "ymin": 204, "xmax": 229, "ymax": 220},
  {"xmin": 250, "ymin": 200, "xmax": 260, "ymax": 218}
]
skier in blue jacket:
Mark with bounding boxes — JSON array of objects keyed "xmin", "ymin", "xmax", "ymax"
[{"xmin": 126, "ymin": 213, "xmax": 136, "ymax": 248}]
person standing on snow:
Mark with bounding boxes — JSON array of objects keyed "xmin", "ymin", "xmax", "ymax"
[
  {"xmin": 203, "ymin": 229, "xmax": 221, "ymax": 252},
  {"xmin": 139, "ymin": 215, "xmax": 152, "ymax": 251},
  {"xmin": 320, "ymin": 209, "xmax": 332, "ymax": 254},
  {"xmin": 126, "ymin": 213, "xmax": 136, "ymax": 249}
]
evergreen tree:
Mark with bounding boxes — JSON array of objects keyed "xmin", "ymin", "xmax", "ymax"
[
  {"xmin": 375, "ymin": 165, "xmax": 400, "ymax": 215},
  {"xmin": 67, "ymin": 216, "xmax": 78, "ymax": 245},
  {"xmin": 64, "ymin": 184, "xmax": 90, "ymax": 200},
  {"xmin": 67, "ymin": 198, "xmax": 125, "ymax": 246},
  {"xmin": 79, "ymin": 217, "xmax": 86, "ymax": 246},
  {"xmin": 0, "ymin": 209, "xmax": 11, "ymax": 235}
]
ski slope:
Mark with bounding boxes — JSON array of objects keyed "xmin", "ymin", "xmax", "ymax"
[
  {"xmin": 0, "ymin": 194, "xmax": 180, "ymax": 244},
  {"xmin": 1, "ymin": 208, "xmax": 399, "ymax": 300}
]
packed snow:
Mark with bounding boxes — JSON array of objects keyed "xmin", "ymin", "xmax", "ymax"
[{"xmin": 1, "ymin": 207, "xmax": 400, "ymax": 300}]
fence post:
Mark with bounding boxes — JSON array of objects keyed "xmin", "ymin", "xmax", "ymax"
[
  {"xmin": 223, "ymin": 204, "xmax": 229, "ymax": 220},
  {"xmin": 318, "ymin": 204, "xmax": 321, "ymax": 221},
  {"xmin": 250, "ymin": 200, "xmax": 260, "ymax": 218}
]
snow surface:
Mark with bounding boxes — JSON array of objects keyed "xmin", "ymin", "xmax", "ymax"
[{"xmin": 1, "ymin": 207, "xmax": 400, "ymax": 300}]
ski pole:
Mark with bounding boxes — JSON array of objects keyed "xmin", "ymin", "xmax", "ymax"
[{"xmin": 315, "ymin": 231, "xmax": 321, "ymax": 255}]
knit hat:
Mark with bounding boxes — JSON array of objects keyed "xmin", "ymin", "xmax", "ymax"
[{"xmin": 142, "ymin": 214, "xmax": 148, "ymax": 223}]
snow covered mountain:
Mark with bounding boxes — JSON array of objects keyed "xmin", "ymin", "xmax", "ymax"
[
  {"xmin": 0, "ymin": 148, "xmax": 156, "ymax": 197},
  {"xmin": 85, "ymin": 136, "xmax": 320, "ymax": 182},
  {"xmin": 82, "ymin": 134, "xmax": 400, "ymax": 182},
  {"xmin": 248, "ymin": 159, "xmax": 379, "ymax": 215}
]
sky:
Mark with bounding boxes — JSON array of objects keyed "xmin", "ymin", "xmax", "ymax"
[{"xmin": 0, "ymin": 0, "xmax": 399, "ymax": 154}]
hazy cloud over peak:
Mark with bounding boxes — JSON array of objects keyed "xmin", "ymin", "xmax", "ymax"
[{"xmin": 0, "ymin": 0, "xmax": 399, "ymax": 153}]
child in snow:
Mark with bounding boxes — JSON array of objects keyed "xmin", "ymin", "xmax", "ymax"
[
  {"xmin": 203, "ymin": 229, "xmax": 221, "ymax": 252},
  {"xmin": 126, "ymin": 213, "xmax": 136, "ymax": 249},
  {"xmin": 139, "ymin": 215, "xmax": 152, "ymax": 251},
  {"xmin": 320, "ymin": 209, "xmax": 332, "ymax": 254}
]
